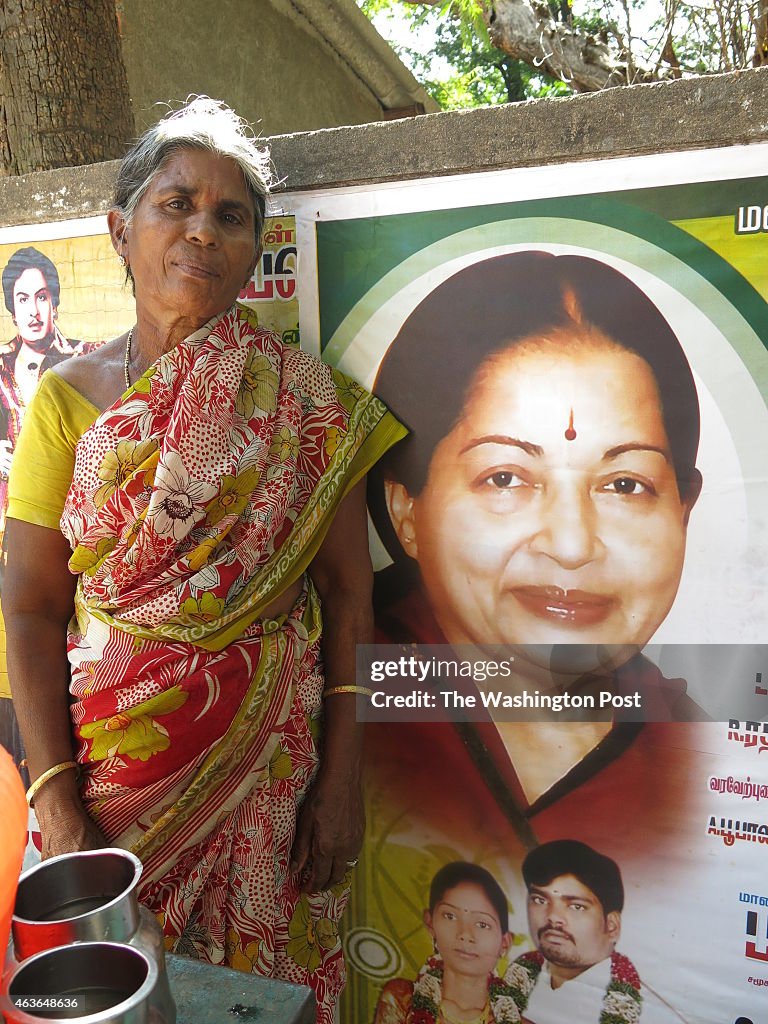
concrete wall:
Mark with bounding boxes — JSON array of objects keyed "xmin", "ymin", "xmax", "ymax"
[
  {"xmin": 1, "ymin": 69, "xmax": 766, "ymax": 228},
  {"xmin": 118, "ymin": 0, "xmax": 416, "ymax": 135}
]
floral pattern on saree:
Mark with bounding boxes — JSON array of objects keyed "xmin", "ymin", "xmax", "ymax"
[
  {"xmin": 62, "ymin": 303, "xmax": 401, "ymax": 649},
  {"xmin": 59, "ymin": 305, "xmax": 405, "ymax": 1024}
]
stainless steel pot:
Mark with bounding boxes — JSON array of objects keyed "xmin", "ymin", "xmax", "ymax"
[
  {"xmin": 0, "ymin": 942, "xmax": 159, "ymax": 1024},
  {"xmin": 13, "ymin": 850, "xmax": 142, "ymax": 957},
  {"xmin": 9, "ymin": 851, "xmax": 174, "ymax": 1024}
]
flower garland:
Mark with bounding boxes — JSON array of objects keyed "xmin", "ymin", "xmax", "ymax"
[
  {"xmin": 407, "ymin": 956, "xmax": 528, "ymax": 1024},
  {"xmin": 501, "ymin": 950, "xmax": 643, "ymax": 1024}
]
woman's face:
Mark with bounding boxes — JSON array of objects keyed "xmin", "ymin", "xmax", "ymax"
[
  {"xmin": 424, "ymin": 881, "xmax": 510, "ymax": 978},
  {"xmin": 388, "ymin": 341, "xmax": 698, "ymax": 649},
  {"xmin": 111, "ymin": 148, "xmax": 257, "ymax": 331}
]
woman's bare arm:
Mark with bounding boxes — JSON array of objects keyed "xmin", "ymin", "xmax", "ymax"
[
  {"xmin": 293, "ymin": 479, "xmax": 373, "ymax": 892},
  {"xmin": 3, "ymin": 518, "xmax": 106, "ymax": 856}
]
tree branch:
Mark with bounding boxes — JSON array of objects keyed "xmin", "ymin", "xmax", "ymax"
[
  {"xmin": 401, "ymin": 0, "xmax": 674, "ymax": 90},
  {"xmin": 488, "ymin": 0, "xmax": 674, "ymax": 89}
]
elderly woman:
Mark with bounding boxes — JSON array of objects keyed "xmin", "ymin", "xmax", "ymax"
[{"xmin": 2, "ymin": 98, "xmax": 404, "ymax": 1022}]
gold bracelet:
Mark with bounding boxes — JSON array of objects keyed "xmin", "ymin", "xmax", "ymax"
[
  {"xmin": 26, "ymin": 761, "xmax": 79, "ymax": 807},
  {"xmin": 323, "ymin": 685, "xmax": 373, "ymax": 698}
]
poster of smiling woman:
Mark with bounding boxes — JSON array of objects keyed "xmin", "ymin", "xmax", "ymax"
[{"xmin": 289, "ymin": 145, "xmax": 768, "ymax": 1024}]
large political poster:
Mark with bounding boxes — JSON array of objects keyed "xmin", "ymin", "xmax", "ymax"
[
  {"xmin": 288, "ymin": 146, "xmax": 768, "ymax": 1024},
  {"xmin": 0, "ymin": 214, "xmax": 299, "ymax": 771}
]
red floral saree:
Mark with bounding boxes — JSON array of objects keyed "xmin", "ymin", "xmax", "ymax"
[{"xmin": 60, "ymin": 304, "xmax": 405, "ymax": 1022}]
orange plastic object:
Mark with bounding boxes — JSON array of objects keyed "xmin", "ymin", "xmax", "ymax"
[{"xmin": 0, "ymin": 747, "xmax": 26, "ymax": 957}]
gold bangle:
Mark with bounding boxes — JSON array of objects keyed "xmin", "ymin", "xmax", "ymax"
[
  {"xmin": 323, "ymin": 685, "xmax": 373, "ymax": 698},
  {"xmin": 26, "ymin": 761, "xmax": 79, "ymax": 807}
]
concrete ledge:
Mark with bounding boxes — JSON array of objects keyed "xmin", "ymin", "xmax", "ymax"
[
  {"xmin": 269, "ymin": 69, "xmax": 768, "ymax": 190},
  {"xmin": 1, "ymin": 68, "xmax": 765, "ymax": 228},
  {"xmin": 0, "ymin": 161, "xmax": 119, "ymax": 228}
]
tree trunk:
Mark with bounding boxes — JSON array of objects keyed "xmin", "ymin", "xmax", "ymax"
[{"xmin": 0, "ymin": 0, "xmax": 135, "ymax": 176}]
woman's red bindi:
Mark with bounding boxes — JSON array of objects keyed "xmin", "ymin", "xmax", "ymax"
[{"xmin": 564, "ymin": 408, "xmax": 577, "ymax": 441}]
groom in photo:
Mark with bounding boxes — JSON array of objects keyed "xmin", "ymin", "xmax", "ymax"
[{"xmin": 511, "ymin": 839, "xmax": 642, "ymax": 1024}]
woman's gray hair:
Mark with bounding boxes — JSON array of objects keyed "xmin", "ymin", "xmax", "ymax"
[{"xmin": 113, "ymin": 96, "xmax": 274, "ymax": 248}]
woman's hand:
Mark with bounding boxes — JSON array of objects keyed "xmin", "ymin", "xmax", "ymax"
[
  {"xmin": 32, "ymin": 773, "xmax": 108, "ymax": 860},
  {"xmin": 38, "ymin": 806, "xmax": 108, "ymax": 860},
  {"xmin": 291, "ymin": 767, "xmax": 365, "ymax": 892}
]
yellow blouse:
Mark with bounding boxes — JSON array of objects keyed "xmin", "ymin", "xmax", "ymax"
[{"xmin": 7, "ymin": 371, "xmax": 98, "ymax": 530}]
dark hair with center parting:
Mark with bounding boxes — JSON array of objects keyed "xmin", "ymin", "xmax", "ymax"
[
  {"xmin": 2, "ymin": 247, "xmax": 61, "ymax": 314},
  {"xmin": 429, "ymin": 861, "xmax": 509, "ymax": 933},
  {"xmin": 522, "ymin": 839, "xmax": 624, "ymax": 916},
  {"xmin": 368, "ymin": 251, "xmax": 701, "ymax": 568}
]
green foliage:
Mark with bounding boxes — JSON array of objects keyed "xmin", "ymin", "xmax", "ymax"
[
  {"xmin": 359, "ymin": 0, "xmax": 399, "ymax": 14},
  {"xmin": 358, "ymin": 0, "xmax": 735, "ymax": 104},
  {"xmin": 359, "ymin": 1, "xmax": 570, "ymax": 107},
  {"xmin": 361, "ymin": 0, "xmax": 487, "ymax": 39}
]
